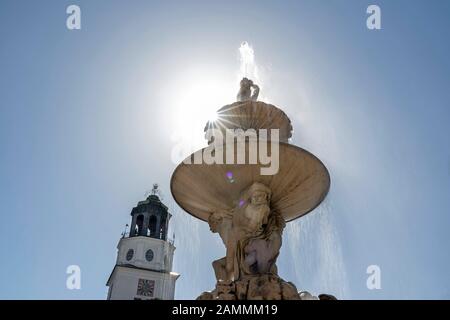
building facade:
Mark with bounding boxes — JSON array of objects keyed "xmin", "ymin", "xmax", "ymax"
[{"xmin": 106, "ymin": 193, "xmax": 179, "ymax": 300}]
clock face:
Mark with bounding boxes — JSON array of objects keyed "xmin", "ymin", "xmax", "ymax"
[
  {"xmin": 126, "ymin": 249, "xmax": 134, "ymax": 261},
  {"xmin": 136, "ymin": 279, "xmax": 155, "ymax": 297},
  {"xmin": 145, "ymin": 249, "xmax": 154, "ymax": 262}
]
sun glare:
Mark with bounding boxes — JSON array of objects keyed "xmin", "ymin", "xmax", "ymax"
[{"xmin": 169, "ymin": 71, "xmax": 235, "ymax": 153}]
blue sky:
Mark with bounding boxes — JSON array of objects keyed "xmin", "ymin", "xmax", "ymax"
[{"xmin": 0, "ymin": 0, "xmax": 449, "ymax": 299}]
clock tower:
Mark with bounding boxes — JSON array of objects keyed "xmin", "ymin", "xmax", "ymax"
[{"xmin": 106, "ymin": 185, "xmax": 180, "ymax": 300}]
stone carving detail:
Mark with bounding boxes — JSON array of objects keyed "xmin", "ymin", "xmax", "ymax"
[
  {"xmin": 197, "ymin": 279, "xmax": 337, "ymax": 300},
  {"xmin": 237, "ymin": 77, "xmax": 259, "ymax": 101},
  {"xmin": 197, "ymin": 275, "xmax": 305, "ymax": 300}
]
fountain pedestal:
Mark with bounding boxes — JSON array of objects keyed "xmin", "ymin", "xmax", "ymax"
[{"xmin": 197, "ymin": 275, "xmax": 302, "ymax": 300}]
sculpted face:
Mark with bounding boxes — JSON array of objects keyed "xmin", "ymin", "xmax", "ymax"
[
  {"xmin": 237, "ymin": 190, "xmax": 270, "ymax": 234},
  {"xmin": 250, "ymin": 190, "xmax": 268, "ymax": 206}
]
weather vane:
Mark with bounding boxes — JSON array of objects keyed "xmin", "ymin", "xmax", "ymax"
[{"xmin": 145, "ymin": 183, "xmax": 162, "ymax": 199}]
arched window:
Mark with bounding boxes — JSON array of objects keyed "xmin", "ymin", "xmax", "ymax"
[
  {"xmin": 136, "ymin": 215, "xmax": 144, "ymax": 236},
  {"xmin": 148, "ymin": 215, "xmax": 157, "ymax": 237}
]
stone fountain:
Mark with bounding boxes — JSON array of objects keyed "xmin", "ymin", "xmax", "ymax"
[{"xmin": 170, "ymin": 78, "xmax": 334, "ymax": 300}]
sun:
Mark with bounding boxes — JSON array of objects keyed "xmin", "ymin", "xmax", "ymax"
[{"xmin": 169, "ymin": 71, "xmax": 235, "ymax": 152}]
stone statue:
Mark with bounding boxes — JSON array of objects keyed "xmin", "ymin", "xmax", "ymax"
[
  {"xmin": 231, "ymin": 182, "xmax": 284, "ymax": 280},
  {"xmin": 237, "ymin": 77, "xmax": 259, "ymax": 101},
  {"xmin": 208, "ymin": 210, "xmax": 233, "ymax": 281},
  {"xmin": 198, "ymin": 183, "xmax": 337, "ymax": 301},
  {"xmin": 203, "ymin": 182, "xmax": 292, "ymax": 299},
  {"xmin": 208, "ymin": 182, "xmax": 282, "ymax": 281}
]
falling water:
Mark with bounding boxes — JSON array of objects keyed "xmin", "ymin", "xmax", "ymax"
[
  {"xmin": 285, "ymin": 198, "xmax": 350, "ymax": 299},
  {"xmin": 168, "ymin": 203, "xmax": 202, "ymax": 299},
  {"xmin": 238, "ymin": 41, "xmax": 260, "ymax": 84}
]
